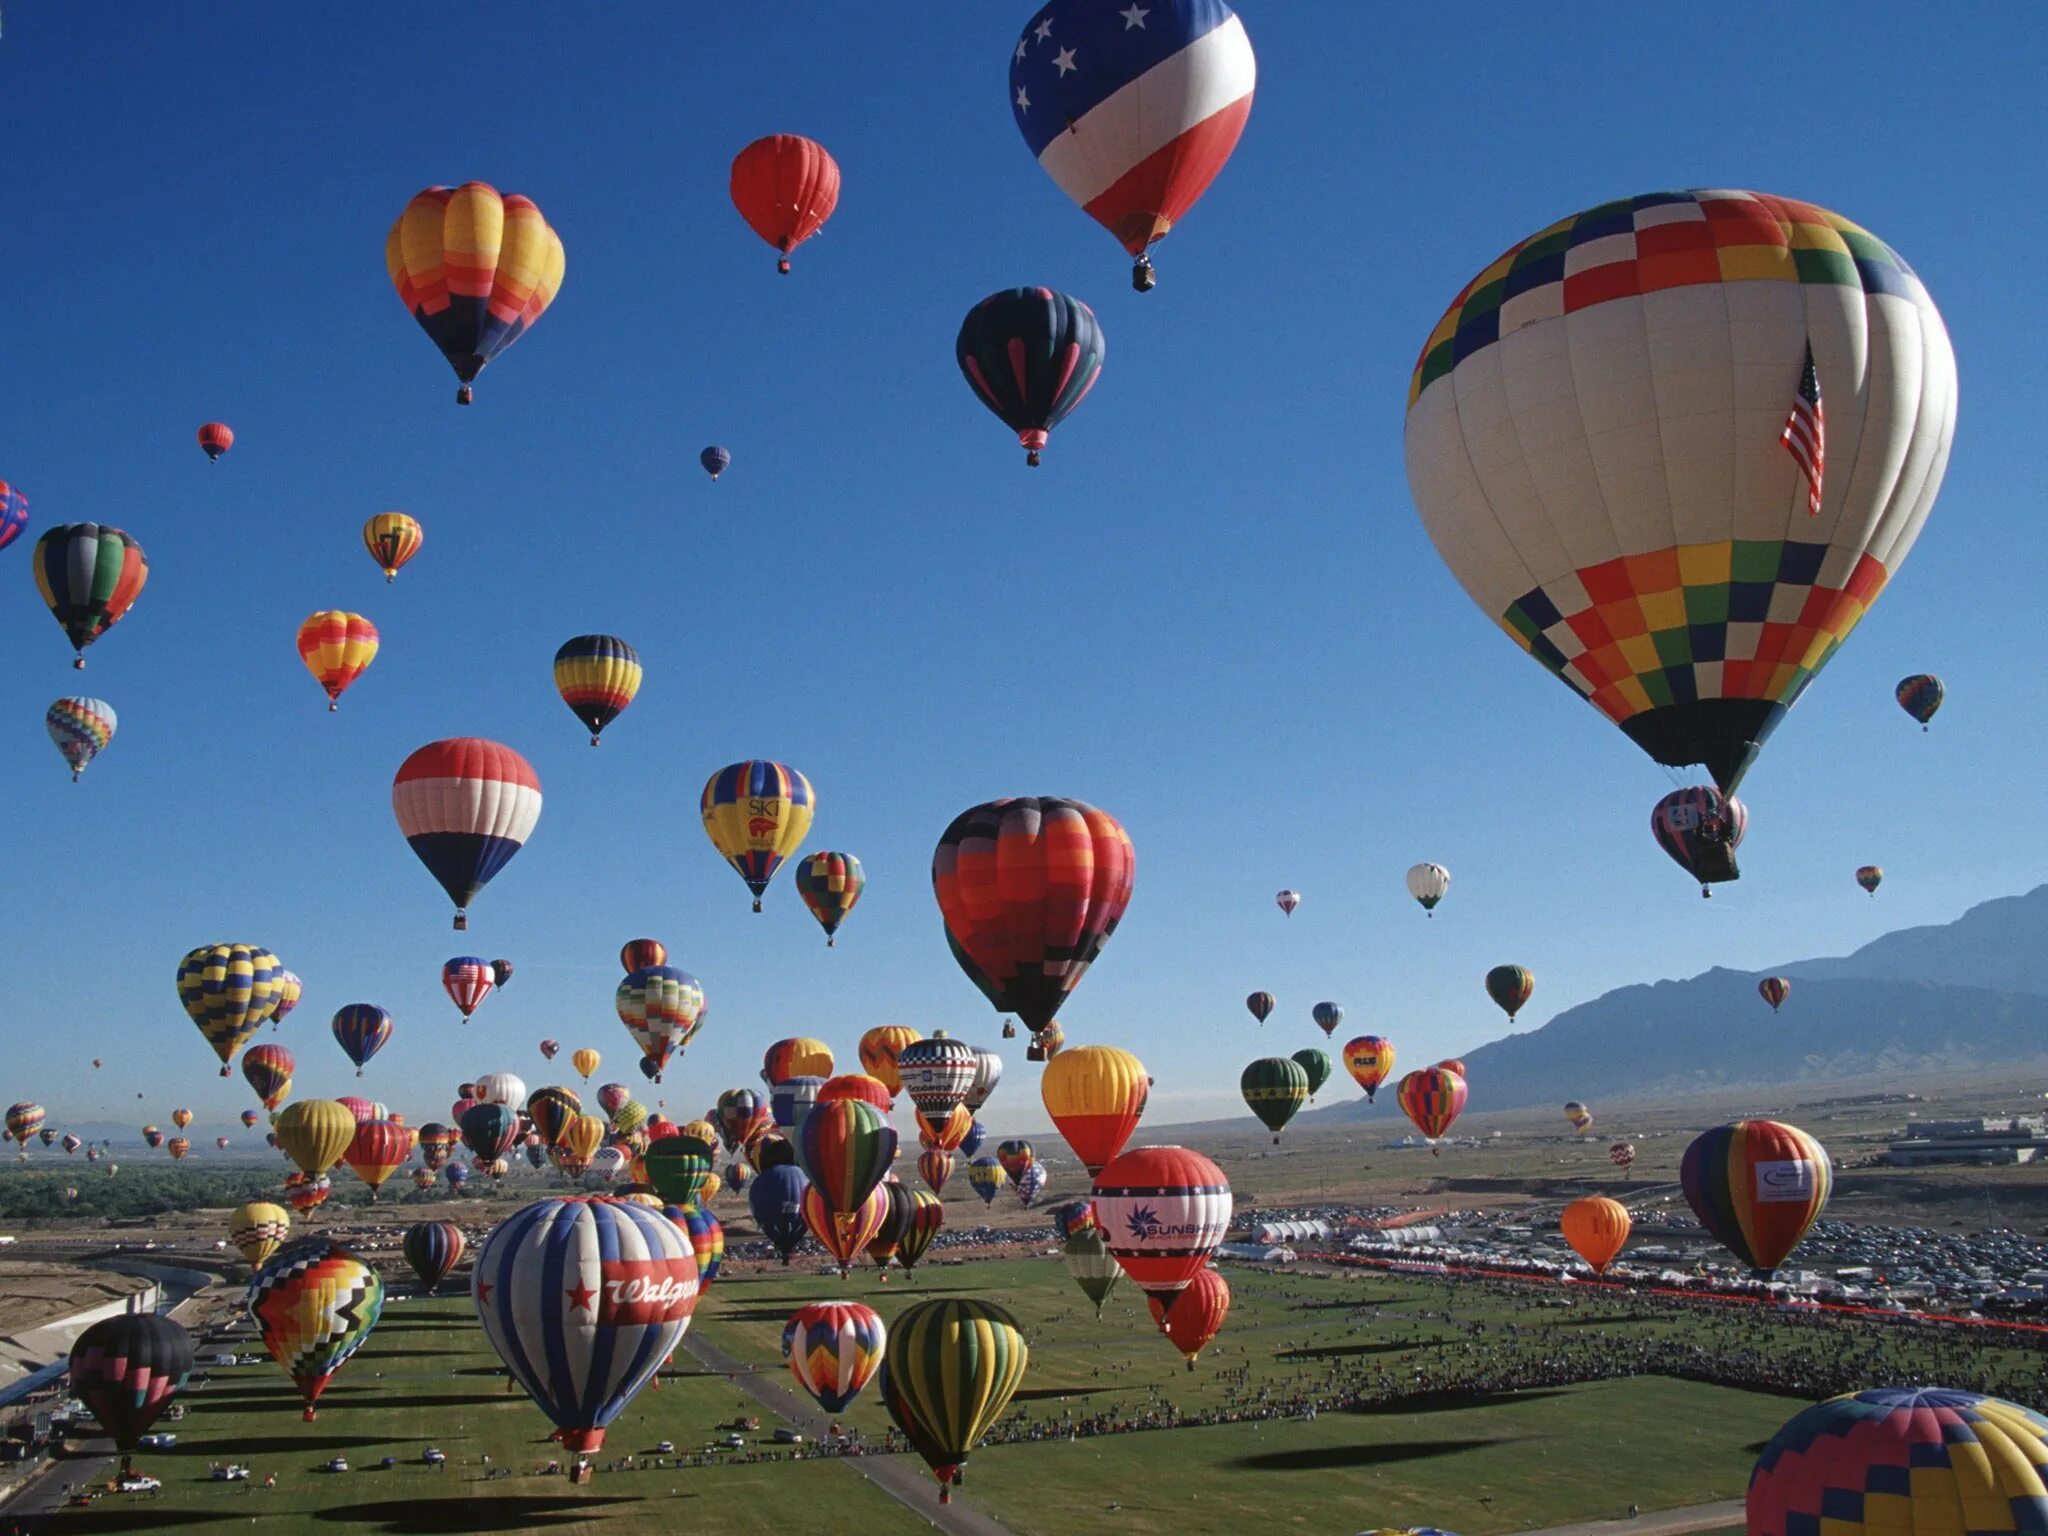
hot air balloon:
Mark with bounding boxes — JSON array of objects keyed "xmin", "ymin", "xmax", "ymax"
[
  {"xmin": 5, "ymin": 1103, "xmax": 45, "ymax": 1155},
  {"xmin": 1244, "ymin": 991, "xmax": 1275, "ymax": 1026},
  {"xmin": 700, "ymin": 445, "xmax": 730, "ymax": 481},
  {"xmin": 672, "ymin": 1203, "xmax": 723, "ymax": 1287},
  {"xmin": 248, "ymin": 1239, "xmax": 384, "ymax": 1420},
  {"xmin": 444, "ymin": 1163, "xmax": 469, "ymax": 1192},
  {"xmin": 363, "ymin": 512, "xmax": 423, "ymax": 583},
  {"xmin": 1093, "ymin": 1145, "xmax": 1230, "ymax": 1303},
  {"xmin": 1290, "ymin": 1048, "xmax": 1333, "ymax": 1101},
  {"xmin": 1895, "ymin": 674, "xmax": 1944, "ymax": 729},
  {"xmin": 142, "ymin": 1127, "xmax": 164, "ymax": 1150},
  {"xmin": 855, "ymin": 1027, "xmax": 919, "ymax": 1099},
  {"xmin": 1560, "ymin": 1196, "xmax": 1631, "ymax": 1275},
  {"xmin": 393, "ymin": 739, "xmax": 542, "ymax": 929},
  {"xmin": 343, "ymin": 1120, "xmax": 415, "ymax": 1197},
  {"xmin": 1680, "ymin": 1120, "xmax": 1832, "ymax": 1275},
  {"xmin": 954, "ymin": 288, "xmax": 1105, "ymax": 466},
  {"xmin": 230, "ymin": 1202, "xmax": 291, "ymax": 1269},
  {"xmin": 865, "ymin": 1182, "xmax": 918, "ymax": 1271},
  {"xmin": 491, "ymin": 958, "xmax": 514, "ymax": 987},
  {"xmin": 1063, "ymin": 1226, "xmax": 1123, "ymax": 1318},
  {"xmin": 749, "ymin": 1163, "xmax": 811, "ymax": 1264},
  {"xmin": 296, "ymin": 612, "xmax": 378, "ymax": 711},
  {"xmin": 275, "ymin": 1100, "xmax": 356, "ymax": 1178},
  {"xmin": 1241, "ymin": 1058, "xmax": 1309, "ymax": 1143},
  {"xmin": 1342, "ymin": 1036, "xmax": 1395, "ymax": 1101},
  {"xmin": 897, "ymin": 1033, "xmax": 978, "ymax": 1128},
  {"xmin": 701, "ymin": 760, "xmax": 814, "ymax": 912},
  {"xmin": 0, "ymin": 480, "xmax": 25, "ymax": 551},
  {"xmin": 880, "ymin": 1299, "xmax": 1028, "ymax": 1504},
  {"xmin": 34, "ymin": 523, "xmax": 147, "ymax": 666},
  {"xmin": 169, "ymin": 1107, "xmax": 193, "ymax": 1131},
  {"xmin": 475, "ymin": 1072, "xmax": 526, "ymax": 1109},
  {"xmin": 1042, "ymin": 1044, "xmax": 1147, "ymax": 1175},
  {"xmin": 436, "ymin": 956, "xmax": 494, "ymax": 1023},
  {"xmin": 714, "ymin": 1089, "xmax": 770, "ymax": 1153},
  {"xmin": 964, "ymin": 1047, "xmax": 1004, "ymax": 1114},
  {"xmin": 898, "ymin": 1191, "xmax": 944, "ymax": 1272},
  {"xmin": 1651, "ymin": 785, "xmax": 1749, "ymax": 897},
  {"xmin": 1406, "ymin": 192, "xmax": 1956, "ymax": 796},
  {"xmin": 1564, "ymin": 1101, "xmax": 1594, "ymax": 1135},
  {"xmin": 1014, "ymin": 1161, "xmax": 1047, "ymax": 1207},
  {"xmin": 417, "ymin": 1123, "xmax": 455, "ymax": 1170},
  {"xmin": 1758, "ymin": 976, "xmax": 1791, "ymax": 1012},
  {"xmin": 197, "ymin": 422, "xmax": 234, "ymax": 462},
  {"xmin": 1435, "ymin": 1058, "xmax": 1468, "ymax": 1081},
  {"xmin": 1748, "ymin": 1389, "xmax": 2048, "ymax": 1536},
  {"xmin": 46, "ymin": 696, "xmax": 116, "ymax": 781},
  {"xmin": 526, "ymin": 1086, "xmax": 583, "ymax": 1147},
  {"xmin": 794, "ymin": 851, "xmax": 865, "ymax": 946},
  {"xmin": 1310, "ymin": 1001, "xmax": 1342, "ymax": 1038},
  {"xmin": 177, "ymin": 943, "xmax": 283, "ymax": 1077},
  {"xmin": 460, "ymin": 1103, "xmax": 520, "ymax": 1163},
  {"xmin": 402, "ymin": 1221, "xmax": 466, "ymax": 1294},
  {"xmin": 566, "ymin": 1048, "xmax": 599, "ymax": 1083},
  {"xmin": 1396, "ymin": 1066, "xmax": 1468, "ymax": 1154},
  {"xmin": 69, "ymin": 1315, "xmax": 194, "ymax": 1472},
  {"xmin": 934, "ymin": 798, "xmax": 1134, "ymax": 1034},
  {"xmin": 271, "ymin": 970, "xmax": 302, "ymax": 1031},
  {"xmin": 62, "ymin": 1134, "xmax": 83, "ymax": 1154},
  {"xmin": 1485, "ymin": 966, "xmax": 1532, "ymax": 1022},
  {"xmin": 795, "ymin": 1099, "xmax": 896, "ymax": 1232},
  {"xmin": 214, "ymin": 1136, "xmax": 231, "ymax": 1150},
  {"xmin": 37, "ymin": 1128, "xmax": 56, "ymax": 1148},
  {"xmin": 1406, "ymin": 863, "xmax": 1450, "ymax": 915},
  {"xmin": 560, "ymin": 1114, "xmax": 607, "ymax": 1168},
  {"xmin": 336, "ymin": 1095, "xmax": 383, "ymax": 1125},
  {"xmin": 729, "ymin": 134, "xmax": 839, "ymax": 274},
  {"xmin": 917, "ymin": 1148, "xmax": 956, "ymax": 1195},
  {"xmin": 240, "ymin": 1109, "xmax": 261, "ymax": 1130},
  {"xmin": 783, "ymin": 1301, "xmax": 882, "ymax": 1413},
  {"xmin": 967, "ymin": 1156, "xmax": 1008, "ymax": 1207},
  {"xmin": 616, "ymin": 965, "xmax": 704, "ymax": 1081},
  {"xmin": 620, "ymin": 938, "xmax": 666, "ymax": 974},
  {"xmin": 1009, "ymin": 0, "xmax": 1256, "ymax": 291},
  {"xmin": 1147, "ymin": 1266, "xmax": 1229, "ymax": 1369},
  {"xmin": 330, "ymin": 1004, "xmax": 393, "ymax": 1076},
  {"xmin": 917, "ymin": 1103, "xmax": 973, "ymax": 1154},
  {"xmin": 643, "ymin": 1135, "xmax": 717, "ymax": 1208},
  {"xmin": 473, "ymin": 1196, "xmax": 699, "ymax": 1452},
  {"xmin": 1275, "ymin": 889, "xmax": 1301, "ymax": 916},
  {"xmin": 387, "ymin": 183, "xmax": 564, "ymax": 404},
  {"xmin": 762, "ymin": 1037, "xmax": 834, "ymax": 1087},
  {"xmin": 1609, "ymin": 1141, "xmax": 1636, "ymax": 1175},
  {"xmin": 994, "ymin": 1140, "xmax": 1037, "ymax": 1182},
  {"xmin": 802, "ymin": 1183, "xmax": 890, "ymax": 1274},
  {"xmin": 1857, "ymin": 865, "xmax": 1884, "ymax": 895},
  {"xmin": 553, "ymin": 635, "xmax": 642, "ymax": 746}
]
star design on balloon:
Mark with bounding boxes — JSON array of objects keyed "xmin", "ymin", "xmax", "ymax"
[
  {"xmin": 1052, "ymin": 46, "xmax": 1077, "ymax": 75},
  {"xmin": 1033, "ymin": 17, "xmax": 1054, "ymax": 42},
  {"xmin": 1120, "ymin": 4, "xmax": 1149, "ymax": 26},
  {"xmin": 473, "ymin": 1280, "xmax": 492, "ymax": 1304},
  {"xmin": 565, "ymin": 1280, "xmax": 596, "ymax": 1312}
]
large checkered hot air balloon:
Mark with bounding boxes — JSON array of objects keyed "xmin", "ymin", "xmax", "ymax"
[
  {"xmin": 1405, "ymin": 192, "xmax": 1957, "ymax": 796},
  {"xmin": 247, "ymin": 1239, "xmax": 385, "ymax": 1420},
  {"xmin": 473, "ymin": 1197, "xmax": 700, "ymax": 1454},
  {"xmin": 701, "ymin": 760, "xmax": 814, "ymax": 912},
  {"xmin": 615, "ymin": 965, "xmax": 704, "ymax": 1081},
  {"xmin": 177, "ymin": 944, "xmax": 283, "ymax": 1076},
  {"xmin": 46, "ymin": 696, "xmax": 116, "ymax": 781},
  {"xmin": 1008, "ymin": 0, "xmax": 1256, "ymax": 292},
  {"xmin": 391, "ymin": 739, "xmax": 542, "ymax": 930},
  {"xmin": 386, "ymin": 184, "xmax": 564, "ymax": 405}
]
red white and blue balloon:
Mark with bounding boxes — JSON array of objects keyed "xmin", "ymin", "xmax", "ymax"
[
  {"xmin": 391, "ymin": 739, "xmax": 542, "ymax": 930},
  {"xmin": 442, "ymin": 957, "xmax": 495, "ymax": 1021}
]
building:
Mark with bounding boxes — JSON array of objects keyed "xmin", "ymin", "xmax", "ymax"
[{"xmin": 1887, "ymin": 1117, "xmax": 2048, "ymax": 1166}]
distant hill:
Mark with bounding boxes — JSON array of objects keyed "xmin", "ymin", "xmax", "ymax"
[{"xmin": 1315, "ymin": 884, "xmax": 2048, "ymax": 1115}]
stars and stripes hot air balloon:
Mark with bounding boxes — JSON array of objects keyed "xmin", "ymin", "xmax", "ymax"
[
  {"xmin": 794, "ymin": 851, "xmax": 865, "ymax": 946},
  {"xmin": 700, "ymin": 445, "xmax": 731, "ymax": 481},
  {"xmin": 880, "ymin": 1298, "xmax": 1029, "ymax": 1504},
  {"xmin": 196, "ymin": 422, "xmax": 234, "ymax": 462},
  {"xmin": 729, "ymin": 134, "xmax": 839, "ymax": 274},
  {"xmin": 934, "ymin": 798, "xmax": 1134, "ymax": 1035},
  {"xmin": 701, "ymin": 760, "xmax": 814, "ymax": 912},
  {"xmin": 1244, "ymin": 991, "xmax": 1274, "ymax": 1026},
  {"xmin": 1240, "ymin": 1057, "xmax": 1309, "ymax": 1143},
  {"xmin": 34, "ymin": 524, "xmax": 147, "ymax": 667},
  {"xmin": 247, "ymin": 1239, "xmax": 385, "ymax": 1420},
  {"xmin": 1680, "ymin": 1119, "xmax": 1832, "ymax": 1276},
  {"xmin": 0, "ymin": 480, "xmax": 26, "ymax": 552},
  {"xmin": 783, "ymin": 1302, "xmax": 883, "ymax": 1414},
  {"xmin": 616, "ymin": 965, "xmax": 704, "ymax": 1082},
  {"xmin": 1009, "ymin": 0, "xmax": 1256, "ymax": 292},
  {"xmin": 403, "ymin": 1221, "xmax": 466, "ymax": 1294},
  {"xmin": 330, "ymin": 1004, "xmax": 393, "ymax": 1076},
  {"xmin": 442, "ymin": 956, "xmax": 494, "ymax": 1022},
  {"xmin": 296, "ymin": 612, "xmax": 378, "ymax": 710},
  {"xmin": 387, "ymin": 184, "xmax": 564, "ymax": 404},
  {"xmin": 1405, "ymin": 192, "xmax": 1957, "ymax": 796},
  {"xmin": 1396, "ymin": 1066, "xmax": 1468, "ymax": 1154},
  {"xmin": 229, "ymin": 1202, "xmax": 291, "ymax": 1269},
  {"xmin": 1748, "ymin": 1389, "xmax": 2048, "ymax": 1536},
  {"xmin": 1092, "ymin": 1145, "xmax": 1230, "ymax": 1307},
  {"xmin": 553, "ymin": 635, "xmax": 642, "ymax": 746},
  {"xmin": 1343, "ymin": 1035, "xmax": 1395, "ymax": 1101},
  {"xmin": 363, "ymin": 512, "xmax": 422, "ymax": 583},
  {"xmin": 392, "ymin": 739, "xmax": 542, "ymax": 930},
  {"xmin": 1651, "ymin": 786, "xmax": 1748, "ymax": 897},
  {"xmin": 1485, "ymin": 965, "xmax": 1533, "ymax": 1022},
  {"xmin": 69, "ymin": 1315, "xmax": 194, "ymax": 1474},
  {"xmin": 1895, "ymin": 673, "xmax": 1944, "ymax": 729},
  {"xmin": 1147, "ymin": 1265, "xmax": 1229, "ymax": 1369},
  {"xmin": 1042, "ymin": 1044, "xmax": 1147, "ymax": 1176},
  {"xmin": 177, "ymin": 944, "xmax": 282, "ymax": 1076},
  {"xmin": 46, "ymin": 696, "xmax": 115, "ymax": 781},
  {"xmin": 1759, "ymin": 976, "xmax": 1791, "ymax": 1012},
  {"xmin": 473, "ymin": 1196, "xmax": 700, "ymax": 1454},
  {"xmin": 955, "ymin": 289, "xmax": 1106, "ymax": 466},
  {"xmin": 1560, "ymin": 1196, "xmax": 1631, "ymax": 1274},
  {"xmin": 1406, "ymin": 863, "xmax": 1450, "ymax": 915}
]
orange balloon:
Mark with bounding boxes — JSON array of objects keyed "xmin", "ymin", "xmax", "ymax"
[
  {"xmin": 729, "ymin": 135, "xmax": 840, "ymax": 274},
  {"xmin": 1560, "ymin": 1196, "xmax": 1632, "ymax": 1275}
]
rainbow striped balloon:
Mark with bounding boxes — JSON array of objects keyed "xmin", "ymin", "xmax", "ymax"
[{"xmin": 46, "ymin": 696, "xmax": 116, "ymax": 781}]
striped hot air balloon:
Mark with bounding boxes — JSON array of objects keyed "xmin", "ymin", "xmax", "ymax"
[
  {"xmin": 1244, "ymin": 991, "xmax": 1275, "ymax": 1026},
  {"xmin": 1092, "ymin": 1145, "xmax": 1230, "ymax": 1302},
  {"xmin": 880, "ymin": 1298, "xmax": 1029, "ymax": 1503},
  {"xmin": 553, "ymin": 635, "xmax": 642, "ymax": 746},
  {"xmin": 954, "ymin": 289, "xmax": 1107, "ymax": 465},
  {"xmin": 761, "ymin": 1037, "xmax": 833, "ymax": 1087},
  {"xmin": 69, "ymin": 1315, "xmax": 194, "ymax": 1468},
  {"xmin": 701, "ymin": 760, "xmax": 814, "ymax": 912},
  {"xmin": 0, "ymin": 480, "xmax": 26, "ymax": 552},
  {"xmin": 1396, "ymin": 1067, "xmax": 1468, "ymax": 1153},
  {"xmin": 296, "ymin": 612, "xmax": 379, "ymax": 710},
  {"xmin": 674, "ymin": 1204, "xmax": 723, "ymax": 1288},
  {"xmin": 197, "ymin": 422, "xmax": 234, "ymax": 462},
  {"xmin": 1485, "ymin": 965, "xmax": 1533, "ymax": 1021},
  {"xmin": 34, "ymin": 523, "xmax": 148, "ymax": 667},
  {"xmin": 176, "ymin": 944, "xmax": 283, "ymax": 1076},
  {"xmin": 783, "ymin": 1301, "xmax": 883, "ymax": 1413},
  {"xmin": 391, "ymin": 739, "xmax": 542, "ymax": 930},
  {"xmin": 801, "ymin": 1183, "xmax": 890, "ymax": 1273},
  {"xmin": 472, "ymin": 1197, "xmax": 699, "ymax": 1453},
  {"xmin": 1895, "ymin": 674, "xmax": 1944, "ymax": 729},
  {"xmin": 1680, "ymin": 1119, "xmax": 1832, "ymax": 1275},
  {"xmin": 46, "ymin": 696, "xmax": 116, "ymax": 781},
  {"xmin": 342, "ymin": 1120, "xmax": 415, "ymax": 1197},
  {"xmin": 402, "ymin": 1221, "xmax": 466, "ymax": 1294},
  {"xmin": 330, "ymin": 1004, "xmax": 393, "ymax": 1076}
]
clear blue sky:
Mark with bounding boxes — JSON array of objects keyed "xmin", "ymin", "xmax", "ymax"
[{"xmin": 1, "ymin": 4, "xmax": 2040, "ymax": 1140}]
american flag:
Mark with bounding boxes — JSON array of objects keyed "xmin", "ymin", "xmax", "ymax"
[{"xmin": 1781, "ymin": 341, "xmax": 1825, "ymax": 516}]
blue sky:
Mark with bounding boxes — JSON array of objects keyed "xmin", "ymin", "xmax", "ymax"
[{"xmin": 1, "ymin": 4, "xmax": 2039, "ymax": 1141}]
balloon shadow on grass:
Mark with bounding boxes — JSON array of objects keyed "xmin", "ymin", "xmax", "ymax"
[
  {"xmin": 1229, "ymin": 1437, "xmax": 1497, "ymax": 1472},
  {"xmin": 310, "ymin": 1496, "xmax": 647, "ymax": 1532},
  {"xmin": 1346, "ymin": 1388, "xmax": 1575, "ymax": 1415},
  {"xmin": 1277, "ymin": 1339, "xmax": 1441, "ymax": 1361}
]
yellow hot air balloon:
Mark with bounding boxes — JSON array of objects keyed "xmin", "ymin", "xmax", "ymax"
[
  {"xmin": 275, "ymin": 1100, "xmax": 357, "ymax": 1178},
  {"xmin": 561, "ymin": 1114, "xmax": 607, "ymax": 1164},
  {"xmin": 296, "ymin": 611, "xmax": 380, "ymax": 711},
  {"xmin": 700, "ymin": 761, "xmax": 814, "ymax": 912},
  {"xmin": 230, "ymin": 1202, "xmax": 291, "ymax": 1269},
  {"xmin": 699, "ymin": 1172, "xmax": 723, "ymax": 1203},
  {"xmin": 858, "ymin": 1026, "xmax": 922, "ymax": 1098},
  {"xmin": 170, "ymin": 1108, "xmax": 193, "ymax": 1130},
  {"xmin": 680, "ymin": 1119, "xmax": 718, "ymax": 1147},
  {"xmin": 1040, "ymin": 1045, "xmax": 1148, "ymax": 1176},
  {"xmin": 363, "ymin": 512, "xmax": 423, "ymax": 583},
  {"xmin": 571, "ymin": 1048, "xmax": 601, "ymax": 1081}
]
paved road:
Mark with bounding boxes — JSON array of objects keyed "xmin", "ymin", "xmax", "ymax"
[
  {"xmin": 1514, "ymin": 1498, "xmax": 1745, "ymax": 1536},
  {"xmin": 678, "ymin": 1328, "xmax": 1015, "ymax": 1536}
]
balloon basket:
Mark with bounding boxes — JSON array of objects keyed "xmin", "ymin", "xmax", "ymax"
[
  {"xmin": 219, "ymin": 1067, "xmax": 229, "ymax": 1078},
  {"xmin": 454, "ymin": 913, "xmax": 468, "ymax": 931},
  {"xmin": 73, "ymin": 656, "xmax": 85, "ymax": 670},
  {"xmin": 302, "ymin": 1408, "xmax": 316, "ymax": 1422},
  {"xmin": 456, "ymin": 385, "xmax": 473, "ymax": 405},
  {"xmin": 1131, "ymin": 256, "xmax": 1156, "ymax": 292},
  {"xmin": 777, "ymin": 258, "xmax": 791, "ymax": 274}
]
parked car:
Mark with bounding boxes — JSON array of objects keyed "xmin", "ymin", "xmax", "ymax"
[
  {"xmin": 326, "ymin": 1456, "xmax": 349, "ymax": 1473},
  {"xmin": 654, "ymin": 1440, "xmax": 675, "ymax": 1454},
  {"xmin": 137, "ymin": 1432, "xmax": 176, "ymax": 1450},
  {"xmin": 423, "ymin": 1448, "xmax": 446, "ymax": 1466},
  {"xmin": 211, "ymin": 1465, "xmax": 249, "ymax": 1482},
  {"xmin": 116, "ymin": 1474, "xmax": 161, "ymax": 1493},
  {"xmin": 773, "ymin": 1428, "xmax": 804, "ymax": 1445}
]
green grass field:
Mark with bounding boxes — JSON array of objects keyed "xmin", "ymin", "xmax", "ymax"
[{"xmin": 38, "ymin": 1252, "xmax": 1883, "ymax": 1536}]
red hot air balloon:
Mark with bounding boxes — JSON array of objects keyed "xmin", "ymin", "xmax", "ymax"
[
  {"xmin": 1091, "ymin": 1146, "xmax": 1230, "ymax": 1304},
  {"xmin": 391, "ymin": 739, "xmax": 542, "ymax": 929},
  {"xmin": 620, "ymin": 938, "xmax": 667, "ymax": 974},
  {"xmin": 933, "ymin": 798, "xmax": 1134, "ymax": 1036},
  {"xmin": 1396, "ymin": 1066, "xmax": 1467, "ymax": 1154},
  {"xmin": 1147, "ymin": 1267, "xmax": 1230, "ymax": 1369},
  {"xmin": 197, "ymin": 422, "xmax": 234, "ymax": 462},
  {"xmin": 729, "ymin": 135, "xmax": 840, "ymax": 274}
]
